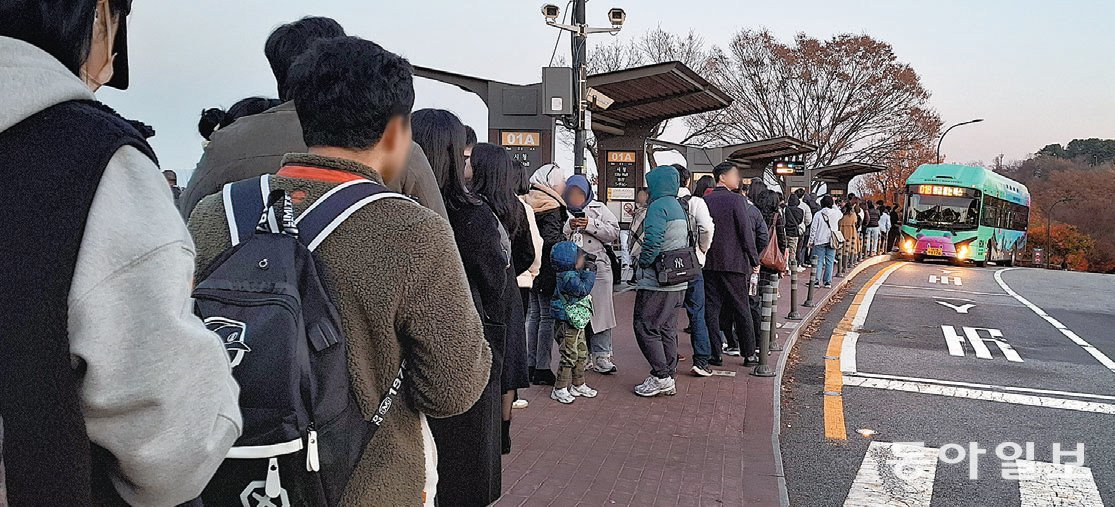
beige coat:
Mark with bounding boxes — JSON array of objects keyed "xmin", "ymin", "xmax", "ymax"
[
  {"xmin": 189, "ymin": 154, "xmax": 491, "ymax": 506},
  {"xmin": 564, "ymin": 201, "xmax": 620, "ymax": 331},
  {"xmin": 516, "ymin": 199, "xmax": 543, "ymax": 289}
]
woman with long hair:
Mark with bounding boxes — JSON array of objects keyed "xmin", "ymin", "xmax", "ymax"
[
  {"xmin": 469, "ymin": 142, "xmax": 534, "ymax": 455},
  {"xmin": 412, "ymin": 109, "xmax": 507, "ymax": 506}
]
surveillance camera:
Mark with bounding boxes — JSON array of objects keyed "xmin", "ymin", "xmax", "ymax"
[
  {"xmin": 542, "ymin": 4, "xmax": 561, "ymax": 22},
  {"xmin": 607, "ymin": 8, "xmax": 626, "ymax": 27}
]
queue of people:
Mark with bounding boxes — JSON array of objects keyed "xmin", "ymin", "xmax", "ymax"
[{"xmin": 0, "ymin": 3, "xmax": 905, "ymax": 504}]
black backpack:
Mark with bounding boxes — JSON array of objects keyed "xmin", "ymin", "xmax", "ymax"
[{"xmin": 194, "ymin": 175, "xmax": 410, "ymax": 506}]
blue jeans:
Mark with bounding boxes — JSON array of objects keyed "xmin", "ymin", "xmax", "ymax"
[
  {"xmin": 811, "ymin": 245, "xmax": 836, "ymax": 285},
  {"xmin": 684, "ymin": 273, "xmax": 712, "ymax": 365},
  {"xmin": 866, "ymin": 227, "xmax": 881, "ymax": 255},
  {"xmin": 588, "ymin": 325, "xmax": 612, "ymax": 356},
  {"xmin": 526, "ymin": 291, "xmax": 555, "ymax": 371}
]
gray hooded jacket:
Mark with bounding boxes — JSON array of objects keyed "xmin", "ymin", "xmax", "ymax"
[{"xmin": 0, "ymin": 36, "xmax": 241, "ymax": 506}]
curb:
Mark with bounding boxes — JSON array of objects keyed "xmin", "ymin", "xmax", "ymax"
[{"xmin": 771, "ymin": 254, "xmax": 894, "ymax": 507}]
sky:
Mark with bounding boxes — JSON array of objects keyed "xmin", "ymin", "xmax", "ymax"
[{"xmin": 99, "ymin": 0, "xmax": 1115, "ymax": 182}]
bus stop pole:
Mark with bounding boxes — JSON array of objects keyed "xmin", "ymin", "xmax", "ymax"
[
  {"xmin": 802, "ymin": 255, "xmax": 817, "ymax": 307},
  {"xmin": 769, "ymin": 273, "xmax": 783, "ymax": 352},
  {"xmin": 787, "ymin": 258, "xmax": 802, "ymax": 320}
]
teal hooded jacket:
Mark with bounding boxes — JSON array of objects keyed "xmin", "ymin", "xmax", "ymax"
[{"xmin": 636, "ymin": 166, "xmax": 690, "ymax": 291}]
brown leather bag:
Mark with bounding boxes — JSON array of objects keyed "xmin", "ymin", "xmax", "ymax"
[{"xmin": 760, "ymin": 213, "xmax": 787, "ymax": 272}]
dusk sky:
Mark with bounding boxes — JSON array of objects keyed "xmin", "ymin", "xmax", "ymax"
[{"xmin": 99, "ymin": 0, "xmax": 1115, "ymax": 181}]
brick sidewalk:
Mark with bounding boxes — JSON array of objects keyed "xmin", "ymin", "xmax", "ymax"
[{"xmin": 498, "ymin": 271, "xmax": 835, "ymax": 507}]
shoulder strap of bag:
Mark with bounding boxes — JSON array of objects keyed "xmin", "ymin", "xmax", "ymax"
[{"xmin": 225, "ymin": 176, "xmax": 415, "ymax": 251}]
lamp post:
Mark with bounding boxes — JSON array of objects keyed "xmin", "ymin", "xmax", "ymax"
[
  {"xmin": 1045, "ymin": 196, "xmax": 1075, "ymax": 269},
  {"xmin": 936, "ymin": 118, "xmax": 984, "ymax": 164},
  {"xmin": 542, "ymin": 3, "xmax": 626, "ymax": 175}
]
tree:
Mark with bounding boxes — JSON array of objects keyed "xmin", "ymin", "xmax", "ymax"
[
  {"xmin": 859, "ymin": 141, "xmax": 936, "ymax": 204},
  {"xmin": 686, "ymin": 29, "xmax": 941, "ymax": 184}
]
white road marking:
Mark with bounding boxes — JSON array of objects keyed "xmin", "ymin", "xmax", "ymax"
[
  {"xmin": 839, "ymin": 263, "xmax": 906, "ymax": 374},
  {"xmin": 882, "ymin": 284, "xmax": 1011, "ymax": 297},
  {"xmin": 929, "ymin": 274, "xmax": 962, "ymax": 285},
  {"xmin": 941, "ymin": 326, "xmax": 1023, "ymax": 362},
  {"xmin": 842, "ymin": 376, "xmax": 1115, "ymax": 414},
  {"xmin": 844, "ymin": 441, "xmax": 938, "ymax": 507},
  {"xmin": 846, "ymin": 371, "xmax": 1115, "ymax": 401},
  {"xmin": 936, "ymin": 301, "xmax": 975, "ymax": 313},
  {"xmin": 943, "ymin": 325, "xmax": 967, "ymax": 357},
  {"xmin": 995, "ymin": 268, "xmax": 1115, "ymax": 372},
  {"xmin": 1017, "ymin": 460, "xmax": 1105, "ymax": 506}
]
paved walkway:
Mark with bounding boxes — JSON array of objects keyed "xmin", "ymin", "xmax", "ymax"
[{"xmin": 497, "ymin": 263, "xmax": 858, "ymax": 507}]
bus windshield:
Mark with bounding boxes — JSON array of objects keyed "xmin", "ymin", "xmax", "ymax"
[{"xmin": 905, "ymin": 193, "xmax": 980, "ymax": 230}]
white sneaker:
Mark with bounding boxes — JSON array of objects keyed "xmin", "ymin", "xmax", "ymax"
[
  {"xmin": 512, "ymin": 399, "xmax": 529, "ymax": 409},
  {"xmin": 724, "ymin": 347, "xmax": 742, "ymax": 357},
  {"xmin": 551, "ymin": 387, "xmax": 575, "ymax": 404},
  {"xmin": 591, "ymin": 355, "xmax": 618, "ymax": 374},
  {"xmin": 634, "ymin": 376, "xmax": 676, "ymax": 397},
  {"xmin": 570, "ymin": 384, "xmax": 598, "ymax": 398},
  {"xmin": 794, "ymin": 266, "xmax": 806, "ymax": 273}
]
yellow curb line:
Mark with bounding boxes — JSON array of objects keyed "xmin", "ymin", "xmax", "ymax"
[{"xmin": 822, "ymin": 265, "xmax": 899, "ymax": 441}]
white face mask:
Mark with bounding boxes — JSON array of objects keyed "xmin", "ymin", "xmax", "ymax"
[{"xmin": 80, "ymin": 0, "xmax": 118, "ymax": 92}]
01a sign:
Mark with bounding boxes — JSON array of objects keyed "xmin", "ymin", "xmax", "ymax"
[
  {"xmin": 605, "ymin": 150, "xmax": 637, "ymax": 200},
  {"xmin": 500, "ymin": 131, "xmax": 540, "ymax": 147}
]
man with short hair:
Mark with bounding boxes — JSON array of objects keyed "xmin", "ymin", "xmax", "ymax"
[
  {"xmin": 163, "ymin": 169, "xmax": 182, "ymax": 206},
  {"xmin": 671, "ymin": 164, "xmax": 715, "ymax": 376},
  {"xmin": 180, "ymin": 17, "xmax": 446, "ymax": 220},
  {"xmin": 188, "ymin": 36, "xmax": 492, "ymax": 505},
  {"xmin": 702, "ymin": 162, "xmax": 762, "ymax": 367}
]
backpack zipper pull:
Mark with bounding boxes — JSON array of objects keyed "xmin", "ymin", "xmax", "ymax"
[
  {"xmin": 265, "ymin": 457, "xmax": 282, "ymax": 498},
  {"xmin": 306, "ymin": 429, "xmax": 320, "ymax": 472}
]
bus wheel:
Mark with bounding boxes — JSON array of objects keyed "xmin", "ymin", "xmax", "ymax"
[
  {"xmin": 975, "ymin": 261, "xmax": 986, "ymax": 268},
  {"xmin": 913, "ymin": 254, "xmax": 925, "ymax": 263}
]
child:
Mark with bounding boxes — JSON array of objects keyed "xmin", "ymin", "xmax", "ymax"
[{"xmin": 549, "ymin": 241, "xmax": 598, "ymax": 404}]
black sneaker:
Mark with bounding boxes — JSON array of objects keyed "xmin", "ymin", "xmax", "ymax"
[
  {"xmin": 824, "ymin": 283, "xmax": 833, "ymax": 288},
  {"xmin": 709, "ymin": 357, "xmax": 724, "ymax": 367},
  {"xmin": 743, "ymin": 355, "xmax": 760, "ymax": 366},
  {"xmin": 691, "ymin": 364, "xmax": 713, "ymax": 377}
]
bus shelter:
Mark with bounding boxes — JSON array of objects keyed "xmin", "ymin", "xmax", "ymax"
[
  {"xmin": 812, "ymin": 162, "xmax": 887, "ymax": 198},
  {"xmin": 647, "ymin": 136, "xmax": 816, "ymax": 192},
  {"xmin": 586, "ymin": 62, "xmax": 732, "ymax": 224}
]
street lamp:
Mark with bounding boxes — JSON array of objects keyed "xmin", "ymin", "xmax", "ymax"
[
  {"xmin": 935, "ymin": 118, "xmax": 984, "ymax": 164},
  {"xmin": 542, "ymin": 2, "xmax": 626, "ymax": 174},
  {"xmin": 1045, "ymin": 196, "xmax": 1075, "ymax": 269}
]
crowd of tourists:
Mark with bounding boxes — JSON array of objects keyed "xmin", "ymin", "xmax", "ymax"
[{"xmin": 0, "ymin": 3, "xmax": 901, "ymax": 505}]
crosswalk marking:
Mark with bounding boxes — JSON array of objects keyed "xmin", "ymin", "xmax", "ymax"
[
  {"xmin": 843, "ymin": 375, "xmax": 1115, "ymax": 414},
  {"xmin": 1017, "ymin": 459, "xmax": 1105, "ymax": 506},
  {"xmin": 844, "ymin": 441, "xmax": 938, "ymax": 507},
  {"xmin": 843, "ymin": 443, "xmax": 1106, "ymax": 506}
]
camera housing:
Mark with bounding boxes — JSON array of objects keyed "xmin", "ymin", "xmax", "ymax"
[
  {"xmin": 541, "ymin": 4, "xmax": 561, "ymax": 22},
  {"xmin": 607, "ymin": 8, "xmax": 626, "ymax": 27}
]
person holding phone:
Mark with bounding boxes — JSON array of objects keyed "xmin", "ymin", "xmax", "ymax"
[{"xmin": 563, "ymin": 175, "xmax": 621, "ymax": 374}]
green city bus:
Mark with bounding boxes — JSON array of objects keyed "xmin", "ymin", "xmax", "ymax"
[{"xmin": 898, "ymin": 164, "xmax": 1030, "ymax": 267}]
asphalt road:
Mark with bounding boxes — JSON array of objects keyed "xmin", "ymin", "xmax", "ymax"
[{"xmin": 781, "ymin": 260, "xmax": 1115, "ymax": 507}]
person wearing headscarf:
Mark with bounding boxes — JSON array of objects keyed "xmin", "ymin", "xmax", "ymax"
[
  {"xmin": 523, "ymin": 163, "xmax": 567, "ymax": 385},
  {"xmin": 562, "ymin": 175, "xmax": 620, "ymax": 374}
]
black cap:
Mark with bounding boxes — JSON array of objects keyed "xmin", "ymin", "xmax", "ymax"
[{"xmin": 104, "ymin": 0, "xmax": 132, "ymax": 90}]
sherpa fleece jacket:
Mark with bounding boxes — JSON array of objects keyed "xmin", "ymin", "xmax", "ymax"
[
  {"xmin": 188, "ymin": 153, "xmax": 492, "ymax": 506},
  {"xmin": 0, "ymin": 36, "xmax": 242, "ymax": 506}
]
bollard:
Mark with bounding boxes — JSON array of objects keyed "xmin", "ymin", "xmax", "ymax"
[
  {"xmin": 802, "ymin": 255, "xmax": 817, "ymax": 307},
  {"xmin": 787, "ymin": 258, "xmax": 802, "ymax": 320},
  {"xmin": 769, "ymin": 273, "xmax": 783, "ymax": 351},
  {"xmin": 752, "ymin": 275, "xmax": 776, "ymax": 377},
  {"xmin": 834, "ymin": 242, "xmax": 844, "ymax": 278}
]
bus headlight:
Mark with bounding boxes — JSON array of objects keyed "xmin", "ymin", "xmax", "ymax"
[
  {"xmin": 903, "ymin": 240, "xmax": 914, "ymax": 253},
  {"xmin": 957, "ymin": 245, "xmax": 970, "ymax": 259}
]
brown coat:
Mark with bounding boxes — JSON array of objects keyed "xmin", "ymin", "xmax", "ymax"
[
  {"xmin": 180, "ymin": 101, "xmax": 447, "ymax": 221},
  {"xmin": 188, "ymin": 153, "xmax": 491, "ymax": 506}
]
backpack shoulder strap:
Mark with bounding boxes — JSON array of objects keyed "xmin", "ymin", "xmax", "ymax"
[
  {"xmin": 223, "ymin": 174, "xmax": 272, "ymax": 246},
  {"xmin": 296, "ymin": 179, "xmax": 414, "ymax": 252}
]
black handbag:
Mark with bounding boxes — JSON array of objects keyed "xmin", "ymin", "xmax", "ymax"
[{"xmin": 654, "ymin": 247, "xmax": 700, "ymax": 285}]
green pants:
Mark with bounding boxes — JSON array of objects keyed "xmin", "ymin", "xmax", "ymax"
[{"xmin": 555, "ymin": 320, "xmax": 588, "ymax": 389}]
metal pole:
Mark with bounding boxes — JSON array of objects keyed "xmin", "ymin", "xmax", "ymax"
[
  {"xmin": 834, "ymin": 242, "xmax": 844, "ymax": 278},
  {"xmin": 802, "ymin": 255, "xmax": 817, "ymax": 307},
  {"xmin": 769, "ymin": 273, "xmax": 783, "ymax": 352},
  {"xmin": 571, "ymin": 0, "xmax": 587, "ymax": 175},
  {"xmin": 936, "ymin": 119, "xmax": 984, "ymax": 164},
  {"xmin": 787, "ymin": 258, "xmax": 801, "ymax": 320},
  {"xmin": 753, "ymin": 277, "xmax": 776, "ymax": 377}
]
